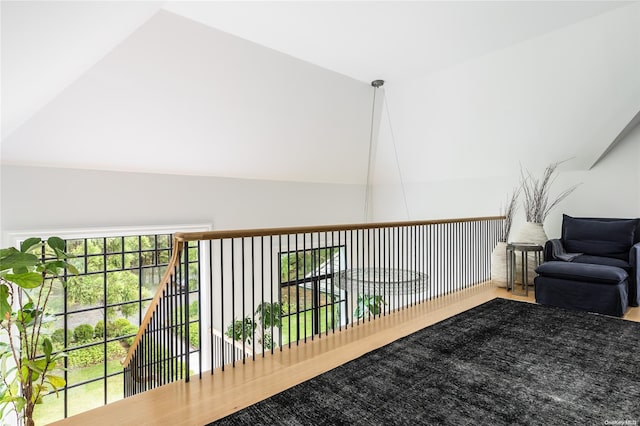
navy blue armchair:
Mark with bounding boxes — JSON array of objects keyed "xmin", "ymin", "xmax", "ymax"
[{"xmin": 536, "ymin": 215, "xmax": 640, "ymax": 316}]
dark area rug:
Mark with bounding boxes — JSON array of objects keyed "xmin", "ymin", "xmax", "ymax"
[{"xmin": 209, "ymin": 298, "xmax": 640, "ymax": 425}]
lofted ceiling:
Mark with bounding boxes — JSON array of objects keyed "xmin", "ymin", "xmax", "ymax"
[
  {"xmin": 1, "ymin": 1, "xmax": 631, "ymax": 141},
  {"xmin": 1, "ymin": 1, "xmax": 638, "ymax": 184},
  {"xmin": 162, "ymin": 1, "xmax": 630, "ymax": 83}
]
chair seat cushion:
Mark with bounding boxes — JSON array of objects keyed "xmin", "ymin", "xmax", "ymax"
[
  {"xmin": 572, "ymin": 255, "xmax": 630, "ymax": 270},
  {"xmin": 536, "ymin": 261, "xmax": 628, "ymax": 285}
]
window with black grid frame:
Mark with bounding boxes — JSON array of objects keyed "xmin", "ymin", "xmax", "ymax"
[
  {"xmin": 28, "ymin": 233, "xmax": 200, "ymax": 424},
  {"xmin": 278, "ymin": 245, "xmax": 346, "ymax": 346}
]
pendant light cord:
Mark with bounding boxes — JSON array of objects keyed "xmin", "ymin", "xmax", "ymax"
[
  {"xmin": 383, "ymin": 93, "xmax": 410, "ymax": 220},
  {"xmin": 364, "ymin": 87, "xmax": 378, "ymax": 222},
  {"xmin": 364, "ymin": 80, "xmax": 410, "ymax": 221}
]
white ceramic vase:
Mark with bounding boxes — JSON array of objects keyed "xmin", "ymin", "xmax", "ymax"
[
  {"xmin": 512, "ymin": 221, "xmax": 548, "ymax": 246},
  {"xmin": 511, "ymin": 222, "xmax": 548, "ymax": 283},
  {"xmin": 490, "ymin": 241, "xmax": 509, "ymax": 287}
]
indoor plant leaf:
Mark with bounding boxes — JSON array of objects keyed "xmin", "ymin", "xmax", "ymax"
[
  {"xmin": 0, "ymin": 252, "xmax": 39, "ymax": 273},
  {"xmin": 20, "ymin": 238, "xmax": 42, "ymax": 253},
  {"xmin": 42, "ymin": 338, "xmax": 53, "ymax": 362},
  {"xmin": 45, "ymin": 375, "xmax": 65, "ymax": 389},
  {"xmin": 43, "ymin": 260, "xmax": 69, "ymax": 275},
  {"xmin": 47, "ymin": 237, "xmax": 65, "ymax": 252},
  {"xmin": 0, "ymin": 247, "xmax": 18, "ymax": 259},
  {"xmin": 66, "ymin": 263, "xmax": 79, "ymax": 275},
  {"xmin": 53, "ymin": 247, "xmax": 70, "ymax": 260},
  {"xmin": 4, "ymin": 272, "xmax": 43, "ymax": 289}
]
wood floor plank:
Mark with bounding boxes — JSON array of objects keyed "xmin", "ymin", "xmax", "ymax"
[{"xmin": 51, "ymin": 284, "xmax": 640, "ymax": 426}]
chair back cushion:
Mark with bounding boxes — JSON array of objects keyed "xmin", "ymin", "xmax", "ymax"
[{"xmin": 562, "ymin": 215, "xmax": 639, "ymax": 260}]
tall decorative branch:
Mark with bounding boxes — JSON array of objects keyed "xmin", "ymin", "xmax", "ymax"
[
  {"xmin": 499, "ymin": 188, "xmax": 520, "ymax": 243},
  {"xmin": 521, "ymin": 161, "xmax": 579, "ymax": 224}
]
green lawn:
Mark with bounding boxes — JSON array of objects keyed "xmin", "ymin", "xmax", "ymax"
[
  {"xmin": 31, "ymin": 303, "xmax": 337, "ymax": 423},
  {"xmin": 33, "ymin": 361, "xmax": 124, "ymax": 425},
  {"xmin": 281, "ymin": 305, "xmax": 338, "ymax": 345}
]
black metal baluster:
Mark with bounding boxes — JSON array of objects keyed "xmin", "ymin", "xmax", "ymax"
[
  {"xmin": 396, "ymin": 226, "xmax": 400, "ymax": 311},
  {"xmin": 231, "ymin": 239, "xmax": 235, "ymax": 367},
  {"xmin": 241, "ymin": 238, "xmax": 246, "ymax": 364},
  {"xmin": 272, "ymin": 236, "xmax": 277, "ymax": 353},
  {"xmin": 337, "ymin": 231, "xmax": 343, "ymax": 330},
  {"xmin": 260, "ymin": 236, "xmax": 265, "ymax": 357},
  {"xmin": 251, "ymin": 237, "xmax": 255, "ymax": 361},
  {"xmin": 298, "ymin": 234, "xmax": 304, "ymax": 344},
  {"xmin": 220, "ymin": 239, "xmax": 225, "ymax": 371},
  {"xmin": 356, "ymin": 229, "xmax": 361, "ymax": 325},
  {"xmin": 316, "ymin": 233, "xmax": 320, "ymax": 334},
  {"xmin": 303, "ymin": 233, "xmax": 308, "ymax": 343},
  {"xmin": 208, "ymin": 240, "xmax": 214, "ymax": 373},
  {"xmin": 349, "ymin": 231, "xmax": 354, "ymax": 326},
  {"xmin": 376, "ymin": 228, "xmax": 381, "ymax": 317}
]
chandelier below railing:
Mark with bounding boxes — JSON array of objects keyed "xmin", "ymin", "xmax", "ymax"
[{"xmin": 335, "ymin": 267, "xmax": 429, "ymax": 297}]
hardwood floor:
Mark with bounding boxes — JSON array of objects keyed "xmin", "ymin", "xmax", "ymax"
[{"xmin": 52, "ymin": 283, "xmax": 640, "ymax": 426}]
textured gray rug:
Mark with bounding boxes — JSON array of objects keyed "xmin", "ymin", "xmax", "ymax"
[{"xmin": 209, "ymin": 298, "xmax": 640, "ymax": 425}]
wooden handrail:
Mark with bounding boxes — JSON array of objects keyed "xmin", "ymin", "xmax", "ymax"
[
  {"xmin": 174, "ymin": 216, "xmax": 506, "ymax": 242},
  {"xmin": 122, "ymin": 239, "xmax": 184, "ymax": 367}
]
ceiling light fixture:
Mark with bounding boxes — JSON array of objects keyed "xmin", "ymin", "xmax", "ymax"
[{"xmin": 364, "ymin": 79, "xmax": 385, "ymax": 221}]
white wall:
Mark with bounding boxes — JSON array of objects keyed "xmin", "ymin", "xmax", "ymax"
[
  {"xmin": 370, "ymin": 123, "xmax": 639, "ymax": 240},
  {"xmin": 544, "ymin": 122, "xmax": 640, "ymax": 238},
  {"xmin": 370, "ymin": 123, "xmax": 639, "ymax": 237},
  {"xmin": 0, "ymin": 165, "xmax": 365, "ymax": 242},
  {"xmin": 370, "ymin": 3, "xmax": 640, "ymax": 227}
]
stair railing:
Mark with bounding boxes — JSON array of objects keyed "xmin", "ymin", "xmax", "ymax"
[{"xmin": 123, "ymin": 216, "xmax": 504, "ymax": 397}]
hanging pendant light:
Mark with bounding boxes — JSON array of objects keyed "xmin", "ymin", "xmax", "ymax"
[
  {"xmin": 364, "ymin": 79, "xmax": 385, "ymax": 221},
  {"xmin": 336, "ymin": 79, "xmax": 427, "ymax": 316}
]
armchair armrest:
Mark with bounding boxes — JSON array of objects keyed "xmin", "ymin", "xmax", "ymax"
[
  {"xmin": 630, "ymin": 242, "xmax": 640, "ymax": 267},
  {"xmin": 630, "ymin": 242, "xmax": 640, "ymax": 306},
  {"xmin": 544, "ymin": 239, "xmax": 583, "ymax": 262},
  {"xmin": 544, "ymin": 239, "xmax": 561, "ymax": 262}
]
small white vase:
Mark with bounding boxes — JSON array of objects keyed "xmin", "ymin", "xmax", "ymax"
[
  {"xmin": 511, "ymin": 222, "xmax": 548, "ymax": 283},
  {"xmin": 491, "ymin": 241, "xmax": 509, "ymax": 287}
]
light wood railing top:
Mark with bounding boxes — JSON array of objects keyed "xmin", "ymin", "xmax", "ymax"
[{"xmin": 174, "ymin": 216, "xmax": 506, "ymax": 242}]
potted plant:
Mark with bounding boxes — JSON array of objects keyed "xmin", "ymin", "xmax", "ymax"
[
  {"xmin": 0, "ymin": 237, "xmax": 77, "ymax": 426},
  {"xmin": 512, "ymin": 161, "xmax": 579, "ymax": 283},
  {"xmin": 514, "ymin": 160, "xmax": 580, "ymax": 246},
  {"xmin": 354, "ymin": 295, "xmax": 386, "ymax": 319},
  {"xmin": 225, "ymin": 302, "xmax": 284, "ymax": 351}
]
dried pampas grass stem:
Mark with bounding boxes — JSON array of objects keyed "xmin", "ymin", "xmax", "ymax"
[
  {"xmin": 521, "ymin": 161, "xmax": 579, "ymax": 224},
  {"xmin": 500, "ymin": 189, "xmax": 520, "ymax": 243}
]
